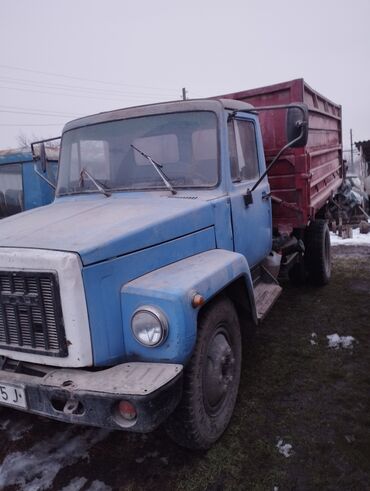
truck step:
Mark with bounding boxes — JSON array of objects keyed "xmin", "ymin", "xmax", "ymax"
[{"xmin": 253, "ymin": 267, "xmax": 282, "ymax": 321}]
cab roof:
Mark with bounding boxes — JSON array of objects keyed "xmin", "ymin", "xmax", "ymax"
[{"xmin": 63, "ymin": 98, "xmax": 254, "ymax": 133}]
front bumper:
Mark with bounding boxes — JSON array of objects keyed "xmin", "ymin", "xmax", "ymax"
[{"xmin": 0, "ymin": 359, "xmax": 183, "ymax": 432}]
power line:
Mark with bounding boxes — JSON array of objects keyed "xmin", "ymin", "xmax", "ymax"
[
  {"xmin": 0, "ymin": 64, "xmax": 179, "ymax": 94},
  {"xmin": 0, "ymin": 123, "xmax": 64, "ymax": 126},
  {"xmin": 0, "ymin": 83, "xmax": 178, "ymax": 105},
  {"xmin": 0, "ymin": 104, "xmax": 81, "ymax": 117},
  {"xmin": 0, "ymin": 75, "xmax": 179, "ymax": 99},
  {"xmin": 0, "ymin": 84, "xmax": 152, "ymax": 103},
  {"xmin": 0, "ymin": 109, "xmax": 80, "ymax": 118}
]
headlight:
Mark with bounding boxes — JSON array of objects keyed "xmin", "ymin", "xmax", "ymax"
[{"xmin": 131, "ymin": 306, "xmax": 168, "ymax": 347}]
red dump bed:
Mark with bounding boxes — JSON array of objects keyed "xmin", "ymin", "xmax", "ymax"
[{"xmin": 221, "ymin": 79, "xmax": 343, "ymax": 232}]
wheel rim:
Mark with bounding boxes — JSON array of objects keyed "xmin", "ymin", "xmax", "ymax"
[{"xmin": 203, "ymin": 326, "xmax": 236, "ymax": 416}]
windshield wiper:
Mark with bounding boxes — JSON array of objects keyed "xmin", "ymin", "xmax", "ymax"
[
  {"xmin": 130, "ymin": 144, "xmax": 177, "ymax": 195},
  {"xmin": 79, "ymin": 168, "xmax": 111, "ymax": 197}
]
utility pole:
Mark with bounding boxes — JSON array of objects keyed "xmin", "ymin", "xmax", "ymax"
[
  {"xmin": 182, "ymin": 87, "xmax": 187, "ymax": 100},
  {"xmin": 350, "ymin": 128, "xmax": 354, "ymax": 170}
]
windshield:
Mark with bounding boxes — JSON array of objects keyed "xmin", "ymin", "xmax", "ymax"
[{"xmin": 57, "ymin": 111, "xmax": 218, "ymax": 196}]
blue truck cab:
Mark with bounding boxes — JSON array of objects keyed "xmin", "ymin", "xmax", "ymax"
[
  {"xmin": 0, "ymin": 149, "xmax": 57, "ymax": 217},
  {"xmin": 0, "ymin": 99, "xmax": 303, "ymax": 449}
]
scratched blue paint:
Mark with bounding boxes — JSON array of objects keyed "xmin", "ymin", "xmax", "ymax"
[
  {"xmin": 211, "ymin": 197, "xmax": 234, "ymax": 250},
  {"xmin": 0, "ymin": 150, "xmax": 56, "ymax": 213},
  {"xmin": 0, "ymin": 194, "xmax": 216, "ymax": 265},
  {"xmin": 0, "ymin": 151, "xmax": 34, "ymax": 165},
  {"xmin": 22, "ymin": 162, "xmax": 56, "ymax": 210},
  {"xmin": 82, "ymin": 227, "xmax": 216, "ymax": 365},
  {"xmin": 0, "ymin": 100, "xmax": 273, "ymax": 369},
  {"xmin": 121, "ymin": 249, "xmax": 254, "ymax": 364},
  {"xmin": 226, "ymin": 112, "xmax": 272, "ymax": 265}
]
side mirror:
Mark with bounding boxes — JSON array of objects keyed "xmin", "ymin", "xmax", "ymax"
[
  {"xmin": 30, "ymin": 141, "xmax": 47, "ymax": 172},
  {"xmin": 286, "ymin": 103, "xmax": 309, "ymax": 148}
]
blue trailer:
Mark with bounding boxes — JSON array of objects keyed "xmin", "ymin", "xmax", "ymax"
[
  {"xmin": 0, "ymin": 92, "xmax": 337, "ymax": 449},
  {"xmin": 0, "ymin": 147, "xmax": 58, "ymax": 217}
]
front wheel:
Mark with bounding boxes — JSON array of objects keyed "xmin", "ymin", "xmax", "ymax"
[{"xmin": 165, "ymin": 297, "xmax": 241, "ymax": 450}]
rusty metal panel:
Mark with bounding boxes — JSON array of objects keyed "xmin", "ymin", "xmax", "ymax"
[{"xmin": 219, "ymin": 79, "xmax": 343, "ymax": 230}]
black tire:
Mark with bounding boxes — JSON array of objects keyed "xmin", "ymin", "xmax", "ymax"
[
  {"xmin": 304, "ymin": 219, "xmax": 331, "ymax": 286},
  {"xmin": 165, "ymin": 296, "xmax": 242, "ymax": 450}
]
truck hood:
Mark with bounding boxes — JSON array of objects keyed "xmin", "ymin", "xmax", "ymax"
[{"xmin": 0, "ymin": 195, "xmax": 215, "ymax": 265}]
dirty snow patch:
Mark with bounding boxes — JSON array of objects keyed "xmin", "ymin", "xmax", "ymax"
[
  {"xmin": 61, "ymin": 478, "xmax": 111, "ymax": 491},
  {"xmin": 135, "ymin": 450, "xmax": 160, "ymax": 464},
  {"xmin": 327, "ymin": 333, "xmax": 355, "ymax": 349},
  {"xmin": 310, "ymin": 332, "xmax": 317, "ymax": 345},
  {"xmin": 0, "ymin": 419, "xmax": 10, "ymax": 431},
  {"xmin": 61, "ymin": 477, "xmax": 88, "ymax": 491},
  {"xmin": 330, "ymin": 229, "xmax": 370, "ymax": 246},
  {"xmin": 86, "ymin": 480, "xmax": 112, "ymax": 491},
  {"xmin": 0, "ymin": 427, "xmax": 109, "ymax": 491},
  {"xmin": 276, "ymin": 439, "xmax": 293, "ymax": 457},
  {"xmin": 0, "ymin": 417, "xmax": 32, "ymax": 441},
  {"xmin": 8, "ymin": 421, "xmax": 33, "ymax": 442}
]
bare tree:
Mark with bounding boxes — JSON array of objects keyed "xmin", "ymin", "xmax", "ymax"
[
  {"xmin": 16, "ymin": 132, "xmax": 60, "ymax": 160},
  {"xmin": 16, "ymin": 132, "xmax": 60, "ymax": 150}
]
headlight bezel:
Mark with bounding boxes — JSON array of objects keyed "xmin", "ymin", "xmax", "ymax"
[{"xmin": 131, "ymin": 305, "xmax": 169, "ymax": 347}]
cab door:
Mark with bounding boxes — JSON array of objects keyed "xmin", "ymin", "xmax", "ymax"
[{"xmin": 228, "ymin": 113, "xmax": 272, "ymax": 267}]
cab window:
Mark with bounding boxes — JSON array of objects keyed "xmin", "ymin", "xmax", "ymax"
[{"xmin": 229, "ymin": 119, "xmax": 259, "ymax": 182}]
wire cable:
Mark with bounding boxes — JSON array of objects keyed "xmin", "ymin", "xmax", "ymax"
[
  {"xmin": 0, "ymin": 75, "xmax": 179, "ymax": 99},
  {"xmin": 0, "ymin": 109, "xmax": 81, "ymax": 118},
  {"xmin": 0, "ymin": 123, "xmax": 65, "ymax": 126},
  {"xmin": 0, "ymin": 64, "xmax": 179, "ymax": 94},
  {"xmin": 0, "ymin": 84, "xmax": 158, "ymax": 103}
]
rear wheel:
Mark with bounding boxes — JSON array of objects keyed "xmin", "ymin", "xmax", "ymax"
[
  {"xmin": 165, "ymin": 297, "xmax": 241, "ymax": 449},
  {"xmin": 304, "ymin": 220, "xmax": 331, "ymax": 285}
]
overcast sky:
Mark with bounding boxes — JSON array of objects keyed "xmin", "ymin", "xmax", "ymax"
[{"xmin": 0, "ymin": 0, "xmax": 369, "ymax": 149}]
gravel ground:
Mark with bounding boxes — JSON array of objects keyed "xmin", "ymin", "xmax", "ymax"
[{"xmin": 0, "ymin": 246, "xmax": 369, "ymax": 491}]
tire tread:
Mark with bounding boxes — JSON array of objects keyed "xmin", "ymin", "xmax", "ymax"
[
  {"xmin": 305, "ymin": 219, "xmax": 331, "ymax": 286},
  {"xmin": 165, "ymin": 296, "xmax": 241, "ymax": 450}
]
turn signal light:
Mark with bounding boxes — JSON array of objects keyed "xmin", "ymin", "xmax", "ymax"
[
  {"xmin": 192, "ymin": 293, "xmax": 205, "ymax": 308},
  {"xmin": 118, "ymin": 400, "xmax": 137, "ymax": 421}
]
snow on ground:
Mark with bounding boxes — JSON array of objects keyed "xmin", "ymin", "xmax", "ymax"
[
  {"xmin": 0, "ymin": 427, "xmax": 110, "ymax": 491},
  {"xmin": 330, "ymin": 229, "xmax": 370, "ymax": 246},
  {"xmin": 276, "ymin": 439, "xmax": 293, "ymax": 458},
  {"xmin": 61, "ymin": 477, "xmax": 88, "ymax": 491},
  {"xmin": 86, "ymin": 480, "xmax": 112, "ymax": 491},
  {"xmin": 61, "ymin": 477, "xmax": 111, "ymax": 491},
  {"xmin": 7, "ymin": 420, "xmax": 33, "ymax": 442},
  {"xmin": 0, "ymin": 417, "xmax": 32, "ymax": 441},
  {"xmin": 327, "ymin": 333, "xmax": 355, "ymax": 349}
]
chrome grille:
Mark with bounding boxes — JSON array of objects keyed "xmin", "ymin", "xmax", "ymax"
[{"xmin": 0, "ymin": 271, "xmax": 67, "ymax": 357}]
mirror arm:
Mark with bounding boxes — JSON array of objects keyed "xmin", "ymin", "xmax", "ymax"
[
  {"xmin": 33, "ymin": 165, "xmax": 56, "ymax": 190},
  {"xmin": 250, "ymin": 123, "xmax": 306, "ymax": 193}
]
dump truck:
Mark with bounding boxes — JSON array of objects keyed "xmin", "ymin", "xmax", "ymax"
[{"xmin": 0, "ymin": 79, "xmax": 342, "ymax": 449}]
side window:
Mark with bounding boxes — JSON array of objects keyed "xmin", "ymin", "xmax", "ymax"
[
  {"xmin": 0, "ymin": 164, "xmax": 23, "ymax": 217},
  {"xmin": 228, "ymin": 121, "xmax": 239, "ymax": 181},
  {"xmin": 232, "ymin": 120, "xmax": 259, "ymax": 181}
]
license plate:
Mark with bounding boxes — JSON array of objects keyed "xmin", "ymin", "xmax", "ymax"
[{"xmin": 0, "ymin": 383, "xmax": 27, "ymax": 409}]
